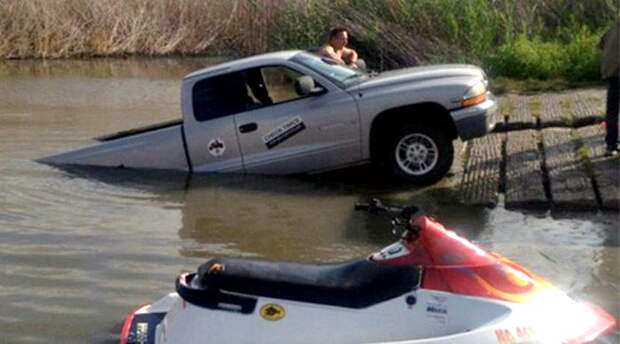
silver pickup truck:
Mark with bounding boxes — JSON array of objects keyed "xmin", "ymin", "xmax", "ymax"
[{"xmin": 39, "ymin": 50, "xmax": 497, "ymax": 183}]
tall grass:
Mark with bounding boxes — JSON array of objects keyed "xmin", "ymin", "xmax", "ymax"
[{"xmin": 0, "ymin": 0, "xmax": 617, "ymax": 81}]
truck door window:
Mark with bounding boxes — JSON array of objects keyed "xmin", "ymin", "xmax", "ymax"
[
  {"xmin": 244, "ymin": 68, "xmax": 273, "ymax": 106},
  {"xmin": 261, "ymin": 67, "xmax": 318, "ymax": 104},
  {"xmin": 192, "ymin": 67, "xmax": 320, "ymax": 122},
  {"xmin": 192, "ymin": 72, "xmax": 255, "ymax": 122}
]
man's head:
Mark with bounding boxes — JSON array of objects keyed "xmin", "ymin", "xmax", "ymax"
[{"xmin": 328, "ymin": 27, "xmax": 349, "ymax": 49}]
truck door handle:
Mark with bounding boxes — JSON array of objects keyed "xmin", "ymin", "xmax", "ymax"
[{"xmin": 239, "ymin": 122, "xmax": 258, "ymax": 133}]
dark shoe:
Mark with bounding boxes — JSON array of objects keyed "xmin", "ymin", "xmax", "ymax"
[{"xmin": 605, "ymin": 147, "xmax": 618, "ymax": 157}]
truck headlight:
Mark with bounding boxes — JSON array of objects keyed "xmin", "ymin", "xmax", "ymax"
[{"xmin": 461, "ymin": 80, "xmax": 487, "ymax": 107}]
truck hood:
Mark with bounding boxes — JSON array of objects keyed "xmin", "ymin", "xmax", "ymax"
[{"xmin": 354, "ymin": 64, "xmax": 485, "ymax": 91}]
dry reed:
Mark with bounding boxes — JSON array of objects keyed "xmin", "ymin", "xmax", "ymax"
[{"xmin": 0, "ymin": 0, "xmax": 243, "ymax": 58}]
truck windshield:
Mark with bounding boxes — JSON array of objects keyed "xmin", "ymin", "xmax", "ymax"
[{"xmin": 291, "ymin": 53, "xmax": 367, "ymax": 88}]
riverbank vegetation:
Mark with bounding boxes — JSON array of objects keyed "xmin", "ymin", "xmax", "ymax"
[{"xmin": 1, "ymin": 0, "xmax": 617, "ymax": 82}]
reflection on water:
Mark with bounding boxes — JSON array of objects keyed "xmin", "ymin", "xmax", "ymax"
[
  {"xmin": 0, "ymin": 57, "xmax": 226, "ymax": 79},
  {"xmin": 0, "ymin": 59, "xmax": 617, "ymax": 343}
]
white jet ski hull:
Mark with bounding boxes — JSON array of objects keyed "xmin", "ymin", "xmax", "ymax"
[{"xmin": 124, "ymin": 286, "xmax": 611, "ymax": 344}]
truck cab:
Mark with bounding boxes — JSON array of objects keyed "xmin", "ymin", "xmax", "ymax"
[{"xmin": 39, "ymin": 50, "xmax": 497, "ymax": 184}]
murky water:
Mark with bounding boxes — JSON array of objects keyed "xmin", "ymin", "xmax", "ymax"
[{"xmin": 0, "ymin": 59, "xmax": 618, "ymax": 343}]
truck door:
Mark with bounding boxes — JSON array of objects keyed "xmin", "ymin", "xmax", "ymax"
[
  {"xmin": 182, "ymin": 72, "xmax": 247, "ymax": 173},
  {"xmin": 234, "ymin": 65, "xmax": 360, "ymax": 174}
]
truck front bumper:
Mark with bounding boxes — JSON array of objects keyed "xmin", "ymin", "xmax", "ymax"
[{"xmin": 450, "ymin": 92, "xmax": 497, "ymax": 140}]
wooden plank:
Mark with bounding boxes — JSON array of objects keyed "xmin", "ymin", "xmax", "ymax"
[
  {"xmin": 539, "ymin": 93, "xmax": 576, "ymax": 127},
  {"xmin": 437, "ymin": 139, "xmax": 466, "ymax": 189},
  {"xmin": 450, "ymin": 138, "xmax": 465, "ymax": 176},
  {"xmin": 572, "ymin": 89, "xmax": 605, "ymax": 121},
  {"xmin": 577, "ymin": 125, "xmax": 619, "ymax": 210},
  {"xmin": 505, "ymin": 129, "xmax": 548, "ymax": 209},
  {"xmin": 541, "ymin": 128, "xmax": 597, "ymax": 210},
  {"xmin": 578, "ymin": 123, "xmax": 605, "ymax": 151},
  {"xmin": 459, "ymin": 133, "xmax": 502, "ymax": 206},
  {"xmin": 509, "ymin": 94, "xmax": 538, "ymax": 125},
  {"xmin": 540, "ymin": 92, "xmax": 565, "ymax": 124}
]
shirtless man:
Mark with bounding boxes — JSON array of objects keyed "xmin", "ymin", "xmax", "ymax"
[{"xmin": 319, "ymin": 28, "xmax": 359, "ymax": 67}]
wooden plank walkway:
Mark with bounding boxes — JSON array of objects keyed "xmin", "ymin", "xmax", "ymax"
[
  {"xmin": 577, "ymin": 125, "xmax": 620, "ymax": 210},
  {"xmin": 459, "ymin": 88, "xmax": 618, "ymax": 211},
  {"xmin": 541, "ymin": 128, "xmax": 597, "ymax": 210},
  {"xmin": 504, "ymin": 129, "xmax": 548, "ymax": 209},
  {"xmin": 459, "ymin": 133, "xmax": 501, "ymax": 207}
]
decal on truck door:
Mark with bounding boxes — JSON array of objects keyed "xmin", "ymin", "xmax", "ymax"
[
  {"xmin": 208, "ymin": 138, "xmax": 226, "ymax": 157},
  {"xmin": 262, "ymin": 116, "xmax": 306, "ymax": 149}
]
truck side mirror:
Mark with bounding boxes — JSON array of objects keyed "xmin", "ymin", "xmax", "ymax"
[{"xmin": 295, "ymin": 76, "xmax": 324, "ymax": 96}]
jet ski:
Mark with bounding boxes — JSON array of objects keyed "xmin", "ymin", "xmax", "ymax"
[{"xmin": 120, "ymin": 199, "xmax": 615, "ymax": 344}]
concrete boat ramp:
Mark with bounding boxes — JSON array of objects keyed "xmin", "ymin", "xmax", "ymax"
[{"xmin": 457, "ymin": 88, "xmax": 619, "ymax": 211}]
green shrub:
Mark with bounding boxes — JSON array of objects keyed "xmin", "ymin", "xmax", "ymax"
[
  {"xmin": 487, "ymin": 35, "xmax": 563, "ymax": 79},
  {"xmin": 486, "ymin": 26, "xmax": 602, "ymax": 81},
  {"xmin": 562, "ymin": 26, "xmax": 602, "ymax": 81}
]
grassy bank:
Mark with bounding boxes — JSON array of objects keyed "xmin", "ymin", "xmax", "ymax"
[{"xmin": 1, "ymin": 0, "xmax": 617, "ymax": 81}]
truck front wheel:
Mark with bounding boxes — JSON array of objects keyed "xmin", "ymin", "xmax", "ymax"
[{"xmin": 387, "ymin": 124, "xmax": 453, "ymax": 184}]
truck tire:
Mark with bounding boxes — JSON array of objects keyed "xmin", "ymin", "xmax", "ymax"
[{"xmin": 387, "ymin": 124, "xmax": 453, "ymax": 184}]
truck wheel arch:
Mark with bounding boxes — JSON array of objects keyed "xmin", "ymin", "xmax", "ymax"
[{"xmin": 369, "ymin": 103, "xmax": 457, "ymax": 164}]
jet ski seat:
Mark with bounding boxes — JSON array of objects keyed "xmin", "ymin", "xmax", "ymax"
[{"xmin": 191, "ymin": 258, "xmax": 420, "ymax": 309}]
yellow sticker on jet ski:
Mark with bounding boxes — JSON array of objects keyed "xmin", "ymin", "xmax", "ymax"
[{"xmin": 259, "ymin": 303, "xmax": 285, "ymax": 321}]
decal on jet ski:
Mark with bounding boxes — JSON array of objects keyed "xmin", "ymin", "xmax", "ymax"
[
  {"xmin": 371, "ymin": 242, "xmax": 409, "ymax": 261},
  {"xmin": 208, "ymin": 138, "xmax": 226, "ymax": 157},
  {"xmin": 263, "ymin": 116, "xmax": 305, "ymax": 149},
  {"xmin": 426, "ymin": 305, "xmax": 447, "ymax": 314},
  {"xmin": 425, "ymin": 295, "xmax": 448, "ymax": 325},
  {"xmin": 495, "ymin": 326, "xmax": 536, "ymax": 344},
  {"xmin": 388, "ymin": 246, "xmax": 403, "ymax": 255},
  {"xmin": 259, "ymin": 303, "xmax": 285, "ymax": 321},
  {"xmin": 421, "ymin": 256, "xmax": 555, "ymax": 304},
  {"xmin": 426, "ymin": 295, "xmax": 447, "ymax": 314},
  {"xmin": 463, "ymin": 261, "xmax": 549, "ymax": 304},
  {"xmin": 136, "ymin": 323, "xmax": 149, "ymax": 343}
]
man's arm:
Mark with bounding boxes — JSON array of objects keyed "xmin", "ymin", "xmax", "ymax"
[
  {"xmin": 319, "ymin": 45, "xmax": 345, "ymax": 64},
  {"xmin": 343, "ymin": 47, "xmax": 358, "ymax": 64}
]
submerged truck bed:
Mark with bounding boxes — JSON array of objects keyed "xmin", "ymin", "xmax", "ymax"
[
  {"xmin": 39, "ymin": 121, "xmax": 190, "ymax": 171},
  {"xmin": 95, "ymin": 119, "xmax": 183, "ymax": 142}
]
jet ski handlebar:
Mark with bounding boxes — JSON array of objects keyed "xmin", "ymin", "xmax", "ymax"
[
  {"xmin": 354, "ymin": 198, "xmax": 419, "ymax": 218},
  {"xmin": 355, "ymin": 198, "xmax": 420, "ymax": 238}
]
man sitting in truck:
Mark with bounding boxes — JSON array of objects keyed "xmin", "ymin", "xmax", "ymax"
[{"xmin": 319, "ymin": 28, "xmax": 364, "ymax": 69}]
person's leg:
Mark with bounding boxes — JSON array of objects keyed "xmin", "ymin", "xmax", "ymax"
[{"xmin": 605, "ymin": 76, "xmax": 619, "ymax": 152}]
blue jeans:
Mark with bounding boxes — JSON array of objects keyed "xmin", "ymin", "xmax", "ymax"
[{"xmin": 606, "ymin": 76, "xmax": 619, "ymax": 150}]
